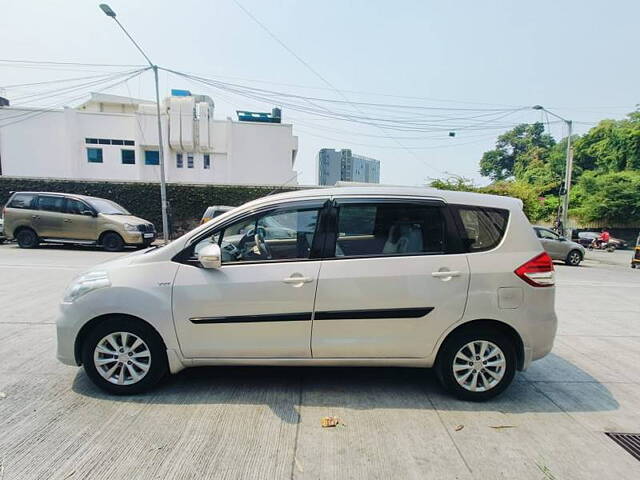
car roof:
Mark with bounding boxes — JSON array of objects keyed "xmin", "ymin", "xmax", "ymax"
[
  {"xmin": 10, "ymin": 191, "xmax": 107, "ymax": 202},
  {"xmin": 238, "ymin": 186, "xmax": 523, "ymax": 211}
]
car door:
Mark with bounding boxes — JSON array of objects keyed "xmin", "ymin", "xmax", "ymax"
[
  {"xmin": 536, "ymin": 228, "xmax": 564, "ymax": 259},
  {"xmin": 311, "ymin": 198, "xmax": 470, "ymax": 358},
  {"xmin": 63, "ymin": 198, "xmax": 98, "ymax": 240},
  {"xmin": 172, "ymin": 200, "xmax": 327, "ymax": 358},
  {"xmin": 34, "ymin": 195, "xmax": 65, "ymax": 238}
]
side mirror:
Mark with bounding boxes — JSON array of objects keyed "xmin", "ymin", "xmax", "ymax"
[
  {"xmin": 198, "ymin": 243, "xmax": 222, "ymax": 269},
  {"xmin": 82, "ymin": 210, "xmax": 95, "ymax": 217}
]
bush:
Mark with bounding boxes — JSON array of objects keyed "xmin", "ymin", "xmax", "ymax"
[{"xmin": 0, "ymin": 177, "xmax": 302, "ymax": 234}]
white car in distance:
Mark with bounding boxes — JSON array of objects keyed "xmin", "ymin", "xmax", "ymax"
[{"xmin": 56, "ymin": 186, "xmax": 557, "ymax": 401}]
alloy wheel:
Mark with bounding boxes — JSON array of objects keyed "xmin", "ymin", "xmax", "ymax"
[
  {"xmin": 568, "ymin": 251, "xmax": 581, "ymax": 265},
  {"xmin": 93, "ymin": 331, "xmax": 151, "ymax": 385},
  {"xmin": 452, "ymin": 340, "xmax": 506, "ymax": 392}
]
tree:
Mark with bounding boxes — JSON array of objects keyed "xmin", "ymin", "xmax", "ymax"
[
  {"xmin": 572, "ymin": 170, "xmax": 640, "ymax": 224},
  {"xmin": 479, "ymin": 123, "xmax": 556, "ymax": 181},
  {"xmin": 573, "ymin": 111, "xmax": 640, "ymax": 173}
]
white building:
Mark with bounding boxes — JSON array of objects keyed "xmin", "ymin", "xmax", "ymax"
[{"xmin": 0, "ymin": 91, "xmax": 299, "ymax": 185}]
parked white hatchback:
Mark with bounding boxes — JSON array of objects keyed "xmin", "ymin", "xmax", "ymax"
[{"xmin": 57, "ymin": 186, "xmax": 557, "ymax": 401}]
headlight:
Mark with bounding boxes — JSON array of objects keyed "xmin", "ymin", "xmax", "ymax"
[
  {"xmin": 63, "ymin": 271, "xmax": 111, "ymax": 303},
  {"xmin": 124, "ymin": 223, "xmax": 138, "ymax": 232}
]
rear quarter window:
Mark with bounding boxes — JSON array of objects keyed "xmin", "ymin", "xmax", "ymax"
[
  {"xmin": 8, "ymin": 193, "xmax": 37, "ymax": 209},
  {"xmin": 453, "ymin": 206, "xmax": 509, "ymax": 252}
]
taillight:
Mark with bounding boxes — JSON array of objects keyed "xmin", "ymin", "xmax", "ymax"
[{"xmin": 514, "ymin": 252, "xmax": 555, "ymax": 287}]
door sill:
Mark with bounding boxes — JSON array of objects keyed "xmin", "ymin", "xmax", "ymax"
[{"xmin": 42, "ymin": 238, "xmax": 96, "ymax": 245}]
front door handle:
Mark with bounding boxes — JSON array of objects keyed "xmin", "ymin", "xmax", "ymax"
[
  {"xmin": 432, "ymin": 270, "xmax": 461, "ymax": 278},
  {"xmin": 63, "ymin": 219, "xmax": 71, "ymax": 223},
  {"xmin": 283, "ymin": 276, "xmax": 313, "ymax": 285}
]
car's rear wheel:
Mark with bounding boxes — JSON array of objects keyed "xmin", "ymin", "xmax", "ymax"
[
  {"xmin": 81, "ymin": 318, "xmax": 168, "ymax": 394},
  {"xmin": 16, "ymin": 228, "xmax": 39, "ymax": 249},
  {"xmin": 101, "ymin": 232, "xmax": 124, "ymax": 252},
  {"xmin": 436, "ymin": 331, "xmax": 516, "ymax": 401},
  {"xmin": 565, "ymin": 249, "xmax": 582, "ymax": 266}
]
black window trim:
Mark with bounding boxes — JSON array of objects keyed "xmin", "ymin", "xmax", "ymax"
[
  {"xmin": 173, "ymin": 198, "xmax": 332, "ymax": 267},
  {"xmin": 319, "ymin": 197, "xmax": 465, "ymax": 260}
]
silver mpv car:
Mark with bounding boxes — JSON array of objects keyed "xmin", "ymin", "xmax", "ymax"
[{"xmin": 56, "ymin": 187, "xmax": 557, "ymax": 401}]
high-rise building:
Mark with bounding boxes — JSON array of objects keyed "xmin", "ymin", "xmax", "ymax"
[{"xmin": 317, "ymin": 148, "xmax": 380, "ymax": 185}]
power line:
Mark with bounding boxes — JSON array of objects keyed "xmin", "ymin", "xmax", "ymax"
[
  {"xmin": 230, "ymin": 0, "xmax": 446, "ymax": 176},
  {"xmin": 0, "ymin": 69, "xmax": 149, "ymax": 129},
  {"xmin": 0, "ymin": 59, "xmax": 145, "ymax": 67}
]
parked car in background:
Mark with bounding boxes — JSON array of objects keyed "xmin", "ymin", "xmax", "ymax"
[
  {"xmin": 534, "ymin": 226, "xmax": 585, "ymax": 266},
  {"xmin": 2, "ymin": 192, "xmax": 155, "ymax": 252},
  {"xmin": 57, "ymin": 186, "xmax": 557, "ymax": 401},
  {"xmin": 575, "ymin": 231, "xmax": 628, "ymax": 250},
  {"xmin": 200, "ymin": 205, "xmax": 234, "ymax": 225},
  {"xmin": 0, "ymin": 216, "xmax": 6, "ymax": 243}
]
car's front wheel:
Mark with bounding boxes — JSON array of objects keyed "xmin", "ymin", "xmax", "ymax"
[
  {"xmin": 436, "ymin": 331, "xmax": 516, "ymax": 401},
  {"xmin": 565, "ymin": 249, "xmax": 583, "ymax": 266},
  {"xmin": 81, "ymin": 317, "xmax": 168, "ymax": 394},
  {"xmin": 101, "ymin": 232, "xmax": 124, "ymax": 252}
]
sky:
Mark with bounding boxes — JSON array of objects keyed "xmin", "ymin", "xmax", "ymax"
[{"xmin": 1, "ymin": 0, "xmax": 639, "ymax": 186}]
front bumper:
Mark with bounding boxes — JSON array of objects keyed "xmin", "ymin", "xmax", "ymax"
[
  {"xmin": 121, "ymin": 231, "xmax": 156, "ymax": 245},
  {"xmin": 56, "ymin": 305, "xmax": 81, "ymax": 366}
]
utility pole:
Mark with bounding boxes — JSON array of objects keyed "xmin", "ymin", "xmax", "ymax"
[
  {"xmin": 532, "ymin": 105, "xmax": 573, "ymax": 237},
  {"xmin": 100, "ymin": 4, "xmax": 170, "ymax": 243}
]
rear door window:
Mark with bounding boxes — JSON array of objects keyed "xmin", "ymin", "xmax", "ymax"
[
  {"xmin": 333, "ymin": 202, "xmax": 446, "ymax": 257},
  {"xmin": 38, "ymin": 196, "xmax": 65, "ymax": 213},
  {"xmin": 8, "ymin": 193, "xmax": 37, "ymax": 209},
  {"xmin": 453, "ymin": 206, "xmax": 509, "ymax": 252}
]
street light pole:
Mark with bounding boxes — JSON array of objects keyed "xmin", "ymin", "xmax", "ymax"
[
  {"xmin": 532, "ymin": 105, "xmax": 573, "ymax": 237},
  {"xmin": 100, "ymin": 4, "xmax": 170, "ymax": 243}
]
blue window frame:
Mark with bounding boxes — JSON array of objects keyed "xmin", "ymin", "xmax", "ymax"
[
  {"xmin": 121, "ymin": 149, "xmax": 135, "ymax": 165},
  {"xmin": 145, "ymin": 150, "xmax": 159, "ymax": 165},
  {"xmin": 204, "ymin": 154, "xmax": 210, "ymax": 169},
  {"xmin": 87, "ymin": 148, "xmax": 103, "ymax": 163},
  {"xmin": 176, "ymin": 153, "xmax": 183, "ymax": 168},
  {"xmin": 187, "ymin": 154, "xmax": 194, "ymax": 169}
]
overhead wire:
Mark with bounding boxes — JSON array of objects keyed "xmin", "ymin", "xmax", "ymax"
[
  {"xmin": 229, "ymin": 0, "xmax": 448, "ymax": 176},
  {"xmin": 0, "ymin": 68, "xmax": 150, "ymax": 129}
]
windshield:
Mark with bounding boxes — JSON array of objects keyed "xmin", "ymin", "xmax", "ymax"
[{"xmin": 87, "ymin": 198, "xmax": 130, "ymax": 215}]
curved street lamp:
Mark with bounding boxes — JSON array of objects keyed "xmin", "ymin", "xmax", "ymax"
[{"xmin": 99, "ymin": 4, "xmax": 170, "ymax": 243}]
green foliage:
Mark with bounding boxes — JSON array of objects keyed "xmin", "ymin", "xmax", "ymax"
[
  {"xmin": 428, "ymin": 176, "xmax": 550, "ymax": 222},
  {"xmin": 477, "ymin": 109, "xmax": 640, "ymax": 225},
  {"xmin": 480, "ymin": 122, "xmax": 556, "ymax": 181},
  {"xmin": 571, "ymin": 170, "xmax": 640, "ymax": 224},
  {"xmin": 0, "ymin": 177, "xmax": 300, "ymax": 233},
  {"xmin": 573, "ymin": 112, "xmax": 640, "ymax": 173}
]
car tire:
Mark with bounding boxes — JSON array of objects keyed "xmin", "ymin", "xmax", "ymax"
[
  {"xmin": 81, "ymin": 317, "xmax": 168, "ymax": 395},
  {"xmin": 565, "ymin": 249, "xmax": 582, "ymax": 266},
  {"xmin": 102, "ymin": 232, "xmax": 124, "ymax": 252},
  {"xmin": 436, "ymin": 330, "xmax": 516, "ymax": 401},
  {"xmin": 16, "ymin": 228, "xmax": 39, "ymax": 249}
]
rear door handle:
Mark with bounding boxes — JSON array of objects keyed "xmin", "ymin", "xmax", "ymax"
[
  {"xmin": 432, "ymin": 270, "xmax": 461, "ymax": 278},
  {"xmin": 283, "ymin": 276, "xmax": 313, "ymax": 284},
  {"xmin": 63, "ymin": 219, "xmax": 71, "ymax": 223}
]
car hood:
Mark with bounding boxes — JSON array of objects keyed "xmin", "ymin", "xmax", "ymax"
[{"xmin": 98, "ymin": 214, "xmax": 151, "ymax": 226}]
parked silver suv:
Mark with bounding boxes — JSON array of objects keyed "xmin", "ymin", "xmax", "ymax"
[{"xmin": 56, "ymin": 187, "xmax": 557, "ymax": 401}]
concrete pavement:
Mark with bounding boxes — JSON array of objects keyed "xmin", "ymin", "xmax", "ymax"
[{"xmin": 1, "ymin": 243, "xmax": 640, "ymax": 479}]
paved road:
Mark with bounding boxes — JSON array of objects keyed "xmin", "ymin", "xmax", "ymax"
[{"xmin": 1, "ymin": 243, "xmax": 640, "ymax": 479}]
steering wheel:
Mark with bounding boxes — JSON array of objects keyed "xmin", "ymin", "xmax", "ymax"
[{"xmin": 254, "ymin": 228, "xmax": 272, "ymax": 259}]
